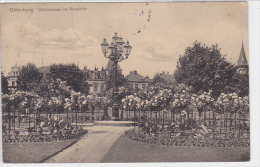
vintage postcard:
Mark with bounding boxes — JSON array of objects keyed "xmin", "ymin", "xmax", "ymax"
[{"xmin": 0, "ymin": 2, "xmax": 251, "ymax": 164}]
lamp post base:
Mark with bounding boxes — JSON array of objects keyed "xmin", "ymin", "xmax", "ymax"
[
  {"xmin": 112, "ymin": 103, "xmax": 120, "ymax": 121},
  {"xmin": 111, "ymin": 117, "xmax": 121, "ymax": 121}
]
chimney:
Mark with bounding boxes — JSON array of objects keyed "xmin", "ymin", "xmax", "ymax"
[
  {"xmin": 167, "ymin": 72, "xmax": 169, "ymax": 75},
  {"xmin": 134, "ymin": 70, "xmax": 137, "ymax": 74},
  {"xmin": 145, "ymin": 75, "xmax": 150, "ymax": 81}
]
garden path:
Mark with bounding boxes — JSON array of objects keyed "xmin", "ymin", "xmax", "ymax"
[{"xmin": 44, "ymin": 126, "xmax": 132, "ymax": 163}]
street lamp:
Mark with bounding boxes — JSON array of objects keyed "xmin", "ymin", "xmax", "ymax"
[{"xmin": 101, "ymin": 32, "xmax": 132, "ymax": 120}]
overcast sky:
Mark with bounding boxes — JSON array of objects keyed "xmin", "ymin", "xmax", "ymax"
[{"xmin": 1, "ymin": 2, "xmax": 248, "ymax": 77}]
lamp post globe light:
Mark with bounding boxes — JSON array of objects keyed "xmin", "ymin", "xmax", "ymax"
[{"xmin": 101, "ymin": 32, "xmax": 132, "ymax": 120}]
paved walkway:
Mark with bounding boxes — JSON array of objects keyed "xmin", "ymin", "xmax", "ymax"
[{"xmin": 44, "ymin": 126, "xmax": 132, "ymax": 163}]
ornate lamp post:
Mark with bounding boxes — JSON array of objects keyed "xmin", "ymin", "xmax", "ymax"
[{"xmin": 101, "ymin": 32, "xmax": 132, "ymax": 120}]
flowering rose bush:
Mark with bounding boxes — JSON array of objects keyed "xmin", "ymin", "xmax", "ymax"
[
  {"xmin": 215, "ymin": 93, "xmax": 242, "ymax": 114},
  {"xmin": 194, "ymin": 90, "xmax": 214, "ymax": 117},
  {"xmin": 171, "ymin": 84, "xmax": 193, "ymax": 110},
  {"xmin": 122, "ymin": 95, "xmax": 142, "ymax": 111},
  {"xmin": 238, "ymin": 96, "xmax": 249, "ymax": 115},
  {"xmin": 34, "ymin": 96, "xmax": 45, "ymax": 113},
  {"xmin": 171, "ymin": 93, "xmax": 190, "ymax": 111},
  {"xmin": 99, "ymin": 97, "xmax": 111, "ymax": 108}
]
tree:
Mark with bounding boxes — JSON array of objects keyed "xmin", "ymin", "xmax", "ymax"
[
  {"xmin": 1, "ymin": 72, "xmax": 9, "ymax": 94},
  {"xmin": 174, "ymin": 41, "xmax": 237, "ymax": 98},
  {"xmin": 32, "ymin": 76, "xmax": 73, "ymax": 116},
  {"xmin": 48, "ymin": 63, "xmax": 89, "ymax": 94},
  {"xmin": 17, "ymin": 63, "xmax": 43, "ymax": 91},
  {"xmin": 228, "ymin": 73, "xmax": 249, "ymax": 97}
]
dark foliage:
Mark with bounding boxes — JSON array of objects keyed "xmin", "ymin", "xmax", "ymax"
[
  {"xmin": 17, "ymin": 63, "xmax": 43, "ymax": 92},
  {"xmin": 228, "ymin": 72, "xmax": 249, "ymax": 97},
  {"xmin": 174, "ymin": 41, "xmax": 240, "ymax": 98},
  {"xmin": 1, "ymin": 72, "xmax": 9, "ymax": 94},
  {"xmin": 48, "ymin": 63, "xmax": 89, "ymax": 94}
]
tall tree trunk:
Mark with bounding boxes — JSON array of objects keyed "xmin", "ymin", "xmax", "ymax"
[
  {"xmin": 173, "ymin": 111, "xmax": 175, "ymax": 122},
  {"xmin": 170, "ymin": 111, "xmax": 172, "ymax": 123},
  {"xmin": 28, "ymin": 108, "xmax": 31, "ymax": 133},
  {"xmin": 155, "ymin": 111, "xmax": 157, "ymax": 127},
  {"xmin": 238, "ymin": 113, "xmax": 241, "ymax": 140},
  {"xmin": 8, "ymin": 110, "xmax": 11, "ymax": 137},
  {"xmin": 13, "ymin": 107, "xmax": 16, "ymax": 131},
  {"xmin": 76, "ymin": 109, "xmax": 78, "ymax": 127},
  {"xmin": 230, "ymin": 112, "xmax": 232, "ymax": 130},
  {"xmin": 235, "ymin": 112, "xmax": 237, "ymax": 129},
  {"xmin": 220, "ymin": 109, "xmax": 223, "ymax": 135},
  {"xmin": 208, "ymin": 111, "xmax": 210, "ymax": 126},
  {"xmin": 194, "ymin": 109, "xmax": 196, "ymax": 120},
  {"xmin": 204, "ymin": 106, "xmax": 206, "ymax": 123},
  {"xmin": 162, "ymin": 110, "xmax": 165, "ymax": 128}
]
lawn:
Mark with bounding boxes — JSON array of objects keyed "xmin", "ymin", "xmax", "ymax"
[
  {"xmin": 2, "ymin": 139, "xmax": 78, "ymax": 163},
  {"xmin": 101, "ymin": 134, "xmax": 250, "ymax": 162}
]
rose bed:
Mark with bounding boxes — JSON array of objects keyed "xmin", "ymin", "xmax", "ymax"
[{"xmin": 125, "ymin": 129, "xmax": 250, "ymax": 148}]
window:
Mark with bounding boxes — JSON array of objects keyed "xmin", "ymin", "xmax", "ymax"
[
  {"xmin": 12, "ymin": 81, "xmax": 15, "ymax": 86},
  {"xmin": 100, "ymin": 83, "xmax": 104, "ymax": 91},
  {"xmin": 135, "ymin": 84, "xmax": 139, "ymax": 90},
  {"xmin": 239, "ymin": 68, "xmax": 246, "ymax": 74},
  {"xmin": 93, "ymin": 83, "xmax": 99, "ymax": 91},
  {"xmin": 142, "ymin": 84, "xmax": 145, "ymax": 90},
  {"xmin": 93, "ymin": 85, "xmax": 98, "ymax": 91}
]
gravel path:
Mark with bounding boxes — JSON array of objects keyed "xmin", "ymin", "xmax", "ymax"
[{"xmin": 44, "ymin": 126, "xmax": 132, "ymax": 163}]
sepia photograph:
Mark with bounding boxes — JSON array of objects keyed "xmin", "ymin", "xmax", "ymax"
[{"xmin": 0, "ymin": 1, "xmax": 254, "ymax": 164}]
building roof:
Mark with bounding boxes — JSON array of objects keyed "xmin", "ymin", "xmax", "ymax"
[
  {"xmin": 237, "ymin": 42, "xmax": 248, "ymax": 67},
  {"xmin": 125, "ymin": 71, "xmax": 148, "ymax": 82},
  {"xmin": 8, "ymin": 65, "xmax": 20, "ymax": 76},
  {"xmin": 38, "ymin": 66, "xmax": 50, "ymax": 74},
  {"xmin": 105, "ymin": 60, "xmax": 122, "ymax": 71},
  {"xmin": 159, "ymin": 73, "xmax": 175, "ymax": 84},
  {"xmin": 150, "ymin": 72, "xmax": 175, "ymax": 84},
  {"xmin": 10, "ymin": 65, "xmax": 20, "ymax": 70}
]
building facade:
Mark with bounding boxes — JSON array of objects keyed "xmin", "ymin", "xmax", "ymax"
[
  {"xmin": 83, "ymin": 66, "xmax": 107, "ymax": 97},
  {"xmin": 84, "ymin": 60, "xmax": 123, "ymax": 96},
  {"xmin": 125, "ymin": 70, "xmax": 150, "ymax": 92},
  {"xmin": 7, "ymin": 65, "xmax": 20, "ymax": 92}
]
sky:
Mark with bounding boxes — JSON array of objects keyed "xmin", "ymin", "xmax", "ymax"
[{"xmin": 0, "ymin": 2, "xmax": 248, "ymax": 78}]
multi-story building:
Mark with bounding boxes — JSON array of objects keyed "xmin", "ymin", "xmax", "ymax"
[
  {"xmin": 125, "ymin": 70, "xmax": 150, "ymax": 92},
  {"xmin": 7, "ymin": 65, "xmax": 20, "ymax": 92},
  {"xmin": 83, "ymin": 66, "xmax": 107, "ymax": 97},
  {"xmin": 84, "ymin": 60, "xmax": 123, "ymax": 96}
]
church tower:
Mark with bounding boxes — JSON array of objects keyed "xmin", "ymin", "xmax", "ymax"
[{"xmin": 237, "ymin": 41, "xmax": 248, "ymax": 74}]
